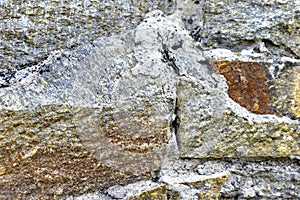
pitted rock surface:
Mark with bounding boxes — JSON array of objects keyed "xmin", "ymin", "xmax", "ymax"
[
  {"xmin": 0, "ymin": 0, "xmax": 176, "ymax": 80},
  {"xmin": 199, "ymin": 0, "xmax": 300, "ymax": 58}
]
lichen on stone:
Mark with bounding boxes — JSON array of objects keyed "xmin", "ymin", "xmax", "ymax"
[{"xmin": 128, "ymin": 184, "xmax": 169, "ymax": 200}]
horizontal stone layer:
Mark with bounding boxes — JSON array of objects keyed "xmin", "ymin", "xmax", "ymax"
[{"xmin": 177, "ymin": 77, "xmax": 300, "ymax": 159}]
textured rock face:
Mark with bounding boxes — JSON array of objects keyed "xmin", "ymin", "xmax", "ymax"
[
  {"xmin": 212, "ymin": 60, "xmax": 272, "ymax": 114},
  {"xmin": 177, "ymin": 76, "xmax": 300, "ymax": 159},
  {"xmin": 199, "ymin": 0, "xmax": 300, "ymax": 57},
  {"xmin": 1, "ymin": 0, "xmax": 300, "ymax": 199},
  {"xmin": 0, "ymin": 105, "xmax": 121, "ymax": 199},
  {"xmin": 294, "ymin": 66, "xmax": 300, "ymax": 116},
  {"xmin": 0, "ymin": 14, "xmax": 173, "ymax": 199},
  {"xmin": 0, "ymin": 0, "xmax": 176, "ymax": 84},
  {"xmin": 0, "ymin": 4, "xmax": 207, "ymax": 198}
]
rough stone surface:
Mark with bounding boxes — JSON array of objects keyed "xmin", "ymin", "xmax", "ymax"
[
  {"xmin": 0, "ymin": 4, "xmax": 207, "ymax": 198},
  {"xmin": 199, "ymin": 0, "xmax": 300, "ymax": 58},
  {"xmin": 0, "ymin": 105, "xmax": 122, "ymax": 199},
  {"xmin": 212, "ymin": 60, "xmax": 272, "ymax": 114},
  {"xmin": 1, "ymin": 0, "xmax": 300, "ymax": 199},
  {"xmin": 128, "ymin": 184, "xmax": 169, "ymax": 200},
  {"xmin": 177, "ymin": 76, "xmax": 300, "ymax": 159},
  {"xmin": 0, "ymin": 0, "xmax": 176, "ymax": 71},
  {"xmin": 0, "ymin": 15, "xmax": 170, "ymax": 199},
  {"xmin": 293, "ymin": 66, "xmax": 300, "ymax": 117},
  {"xmin": 269, "ymin": 63, "xmax": 300, "ymax": 120},
  {"xmin": 206, "ymin": 48, "xmax": 300, "ymax": 121},
  {"xmin": 161, "ymin": 157, "xmax": 300, "ymax": 199}
]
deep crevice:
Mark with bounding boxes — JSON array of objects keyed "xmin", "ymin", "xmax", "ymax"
[
  {"xmin": 161, "ymin": 43, "xmax": 181, "ymax": 75},
  {"xmin": 0, "ymin": 69, "xmax": 16, "ymax": 88},
  {"xmin": 171, "ymin": 98, "xmax": 181, "ymax": 150},
  {"xmin": 0, "ymin": 55, "xmax": 53, "ymax": 88},
  {"xmin": 178, "ymin": 156, "xmax": 300, "ymax": 164},
  {"xmin": 172, "ymin": 98, "xmax": 180, "ymax": 135}
]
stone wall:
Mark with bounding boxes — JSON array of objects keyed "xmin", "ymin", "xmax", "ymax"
[
  {"xmin": 0, "ymin": 0, "xmax": 176, "ymax": 86},
  {"xmin": 0, "ymin": 0, "xmax": 299, "ymax": 199}
]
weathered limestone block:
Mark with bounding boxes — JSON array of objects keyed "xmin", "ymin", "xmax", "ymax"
[
  {"xmin": 0, "ymin": 7, "xmax": 208, "ymax": 199},
  {"xmin": 174, "ymin": 173, "xmax": 229, "ymax": 199},
  {"xmin": 0, "ymin": 0, "xmax": 176, "ymax": 83},
  {"xmin": 293, "ymin": 66, "xmax": 300, "ymax": 117},
  {"xmin": 177, "ymin": 75, "xmax": 300, "ymax": 159},
  {"xmin": 269, "ymin": 64, "xmax": 300, "ymax": 119},
  {"xmin": 0, "ymin": 23, "xmax": 166, "ymax": 199},
  {"xmin": 2, "ymin": 0, "xmax": 300, "ymax": 199},
  {"xmin": 200, "ymin": 0, "xmax": 300, "ymax": 58},
  {"xmin": 160, "ymin": 150, "xmax": 300, "ymax": 199},
  {"xmin": 0, "ymin": 105, "xmax": 121, "ymax": 199}
]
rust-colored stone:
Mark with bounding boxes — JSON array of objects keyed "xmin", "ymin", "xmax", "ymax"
[
  {"xmin": 75, "ymin": 106, "xmax": 170, "ymax": 180},
  {"xmin": 212, "ymin": 60, "xmax": 272, "ymax": 114},
  {"xmin": 0, "ymin": 107, "xmax": 122, "ymax": 199},
  {"xmin": 0, "ymin": 105, "xmax": 168, "ymax": 199}
]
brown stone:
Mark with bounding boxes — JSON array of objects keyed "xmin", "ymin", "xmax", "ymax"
[
  {"xmin": 212, "ymin": 60, "xmax": 272, "ymax": 114},
  {"xmin": 74, "ymin": 105, "xmax": 170, "ymax": 179},
  {"xmin": 0, "ymin": 104, "xmax": 169, "ymax": 199}
]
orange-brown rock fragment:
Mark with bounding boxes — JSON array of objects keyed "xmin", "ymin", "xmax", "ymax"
[{"xmin": 212, "ymin": 60, "xmax": 272, "ymax": 114}]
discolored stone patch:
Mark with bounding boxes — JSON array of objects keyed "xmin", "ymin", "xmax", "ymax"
[
  {"xmin": 177, "ymin": 77, "xmax": 300, "ymax": 159},
  {"xmin": 0, "ymin": 105, "xmax": 168, "ymax": 199},
  {"xmin": 128, "ymin": 184, "xmax": 170, "ymax": 200},
  {"xmin": 73, "ymin": 103, "xmax": 170, "ymax": 180},
  {"xmin": 212, "ymin": 60, "xmax": 272, "ymax": 114}
]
